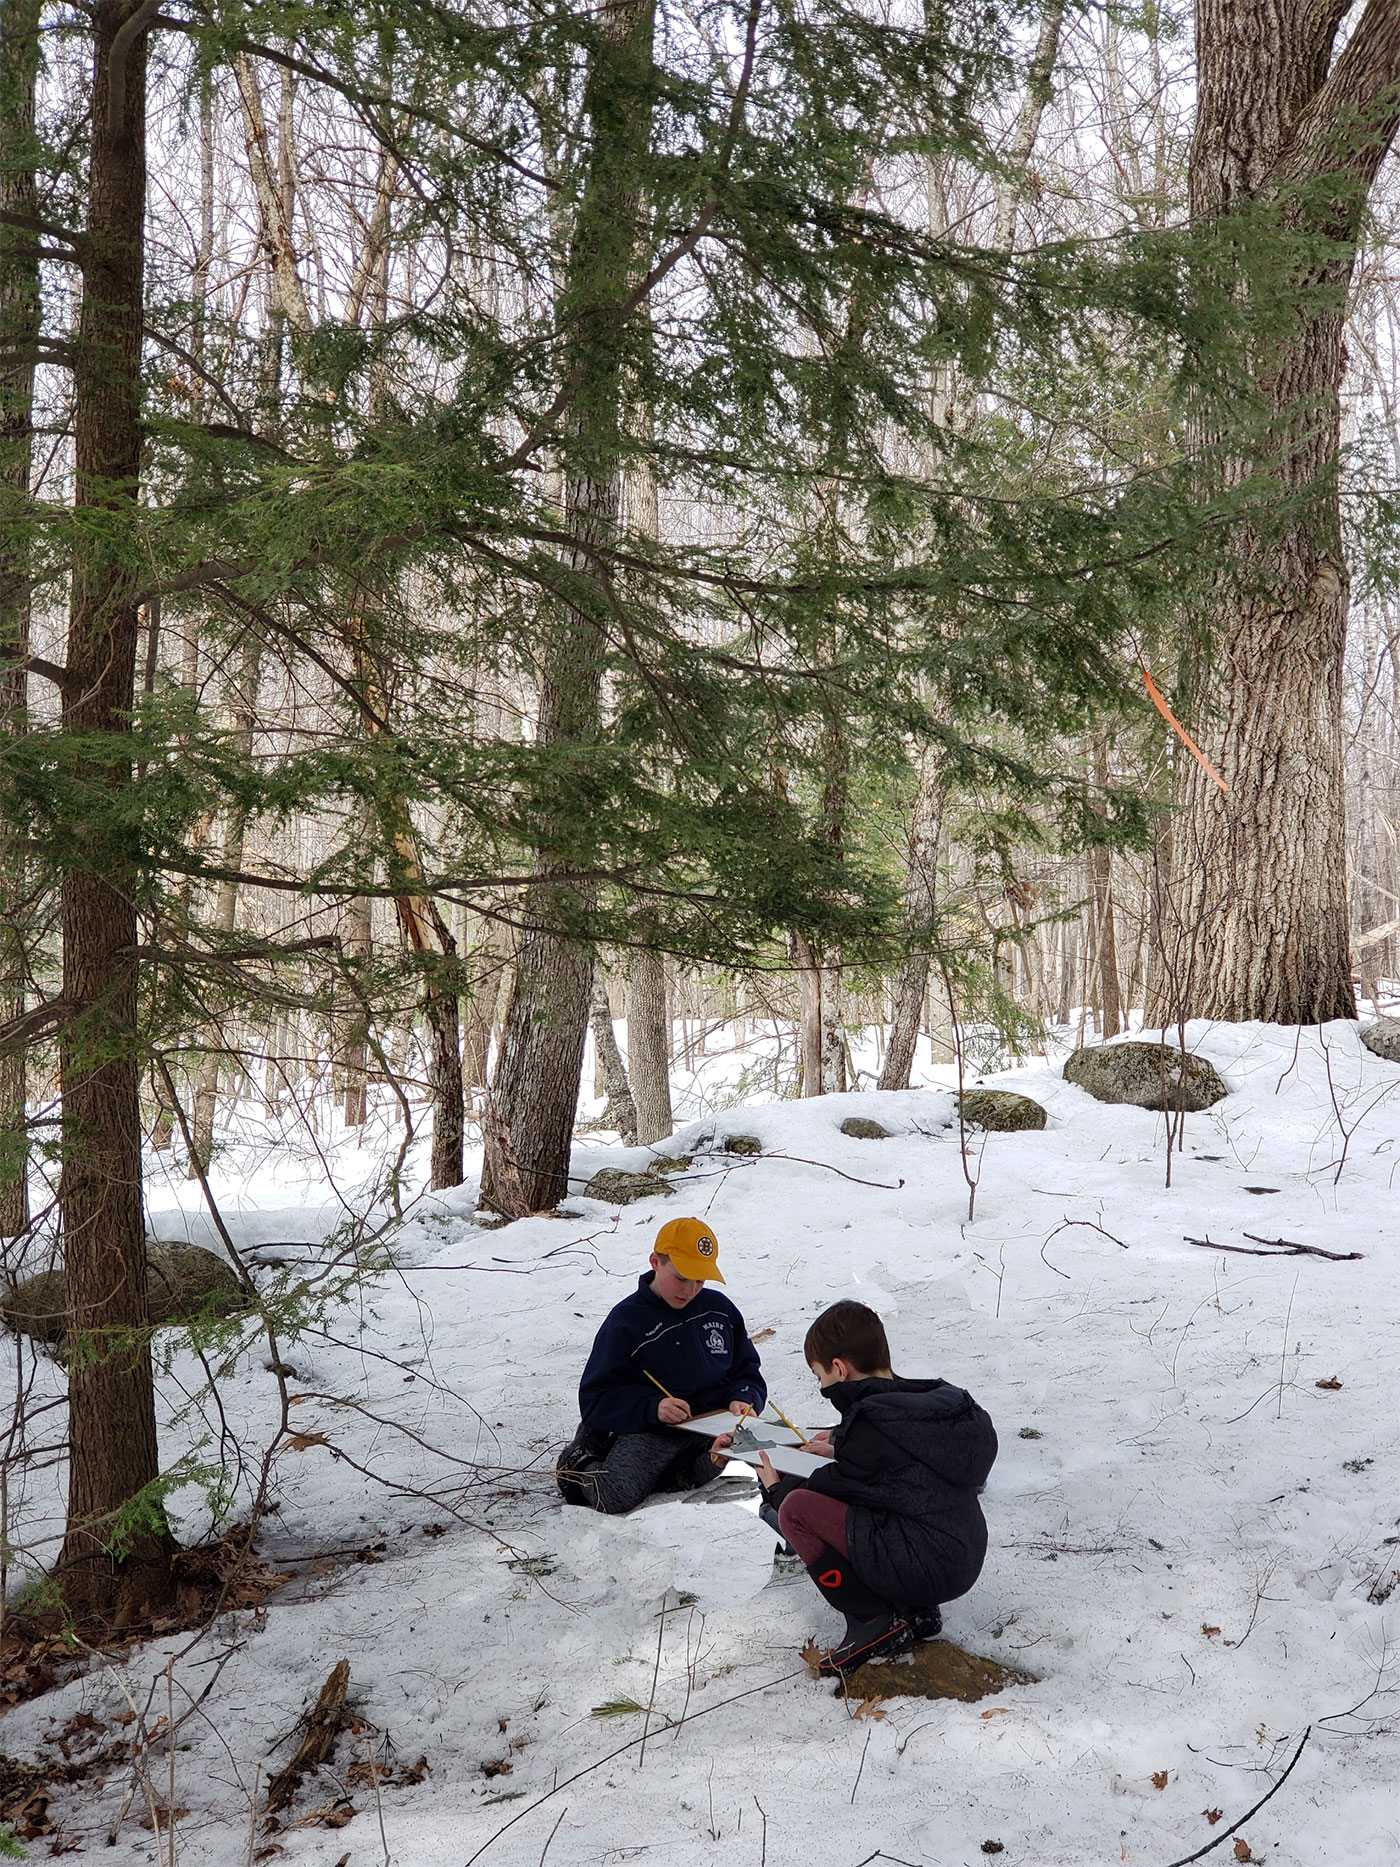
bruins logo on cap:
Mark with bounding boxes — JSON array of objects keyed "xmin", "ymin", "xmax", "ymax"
[{"xmin": 696, "ymin": 1235, "xmax": 716, "ymax": 1257}]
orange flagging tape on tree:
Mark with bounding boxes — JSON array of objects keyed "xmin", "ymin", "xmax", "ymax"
[{"xmin": 1141, "ymin": 667, "xmax": 1229, "ymax": 793}]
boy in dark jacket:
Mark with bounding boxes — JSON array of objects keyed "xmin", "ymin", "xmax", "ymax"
[
  {"xmin": 556, "ymin": 1217, "xmax": 767, "ymax": 1514},
  {"xmin": 758, "ymin": 1299, "xmax": 996, "ymax": 1676}
]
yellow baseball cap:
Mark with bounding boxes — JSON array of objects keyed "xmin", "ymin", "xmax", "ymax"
[{"xmin": 654, "ymin": 1216, "xmax": 725, "ymax": 1283}]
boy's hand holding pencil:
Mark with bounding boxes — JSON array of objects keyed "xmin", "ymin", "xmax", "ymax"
[{"xmin": 643, "ymin": 1368, "xmax": 692, "ymax": 1425}]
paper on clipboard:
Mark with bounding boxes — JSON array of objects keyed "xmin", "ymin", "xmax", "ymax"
[{"xmin": 676, "ymin": 1410, "xmax": 832, "ymax": 1479}]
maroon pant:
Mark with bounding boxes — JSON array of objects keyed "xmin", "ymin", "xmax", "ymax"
[{"xmin": 777, "ymin": 1488, "xmax": 850, "ymax": 1565}]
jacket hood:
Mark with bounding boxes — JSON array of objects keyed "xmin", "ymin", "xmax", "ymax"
[{"xmin": 822, "ymin": 1374, "xmax": 997, "ymax": 1489}]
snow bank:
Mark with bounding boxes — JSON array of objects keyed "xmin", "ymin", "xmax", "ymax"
[{"xmin": 3, "ymin": 1020, "xmax": 1398, "ymax": 1864}]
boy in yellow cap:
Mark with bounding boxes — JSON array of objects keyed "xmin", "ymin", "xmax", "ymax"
[{"xmin": 556, "ymin": 1217, "xmax": 767, "ymax": 1514}]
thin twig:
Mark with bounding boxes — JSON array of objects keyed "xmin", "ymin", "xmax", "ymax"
[
  {"xmin": 537, "ymin": 1806, "xmax": 567, "ymax": 1867},
  {"xmin": 754, "ymin": 1795, "xmax": 768, "ymax": 1867},
  {"xmin": 461, "ymin": 1668, "xmax": 808, "ymax": 1865},
  {"xmin": 638, "ymin": 1594, "xmax": 667, "ymax": 1770},
  {"xmin": 850, "ymin": 1726, "xmax": 873, "ymax": 1804},
  {"xmin": 765, "ymin": 1151, "xmax": 904, "ymax": 1190},
  {"xmin": 1162, "ymin": 1726, "xmax": 1310, "ymax": 1867}
]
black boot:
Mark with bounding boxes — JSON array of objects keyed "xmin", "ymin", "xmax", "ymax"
[
  {"xmin": 805, "ymin": 1546, "xmax": 911, "ymax": 1677},
  {"xmin": 904, "ymin": 1604, "xmax": 943, "ymax": 1642},
  {"xmin": 556, "ymin": 1423, "xmax": 612, "ymax": 1505}
]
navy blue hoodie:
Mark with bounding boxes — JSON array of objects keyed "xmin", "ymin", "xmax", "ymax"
[{"xmin": 578, "ymin": 1273, "xmax": 767, "ymax": 1436}]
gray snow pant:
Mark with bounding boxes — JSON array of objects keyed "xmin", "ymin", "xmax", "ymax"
[{"xmin": 557, "ymin": 1424, "xmax": 721, "ymax": 1515}]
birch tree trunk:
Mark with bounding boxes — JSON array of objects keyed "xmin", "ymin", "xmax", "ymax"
[
  {"xmin": 481, "ymin": 0, "xmax": 656, "ymax": 1213},
  {"xmin": 57, "ymin": 0, "xmax": 173, "ymax": 1621},
  {"xmin": 0, "ymin": 0, "xmax": 40, "ymax": 1236},
  {"xmin": 1152, "ymin": 0, "xmax": 1400, "ymax": 1024}
]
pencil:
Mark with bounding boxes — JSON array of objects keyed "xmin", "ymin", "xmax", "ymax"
[
  {"xmin": 642, "ymin": 1369, "xmax": 677, "ymax": 1401},
  {"xmin": 767, "ymin": 1399, "xmax": 812, "ymax": 1447}
]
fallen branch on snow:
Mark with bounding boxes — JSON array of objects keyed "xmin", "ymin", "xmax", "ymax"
[
  {"xmin": 1184, "ymin": 1236, "xmax": 1362, "ymax": 1262},
  {"xmin": 1161, "ymin": 1725, "xmax": 1310, "ymax": 1867}
]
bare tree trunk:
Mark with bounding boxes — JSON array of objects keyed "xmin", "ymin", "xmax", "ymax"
[
  {"xmin": 0, "ymin": 0, "xmax": 40, "ymax": 1236},
  {"xmin": 340, "ymin": 881, "xmax": 373, "ymax": 1128},
  {"xmin": 57, "ymin": 0, "xmax": 172, "ymax": 1622},
  {"xmin": 482, "ymin": 0, "xmax": 656, "ymax": 1214},
  {"xmin": 789, "ymin": 928, "xmax": 823, "ymax": 1095},
  {"xmin": 880, "ymin": 748, "xmax": 945, "ymax": 1089},
  {"xmin": 1090, "ymin": 735, "xmax": 1122, "ymax": 1038},
  {"xmin": 991, "ymin": 0, "xmax": 1067, "ymax": 249},
  {"xmin": 819, "ymin": 962, "xmax": 846, "ymax": 1093},
  {"xmin": 627, "ymin": 939, "xmax": 672, "ymax": 1142},
  {"xmin": 590, "ymin": 973, "xmax": 638, "ymax": 1144},
  {"xmin": 1154, "ymin": 0, "xmax": 1400, "ymax": 1024},
  {"xmin": 188, "ymin": 646, "xmax": 259, "ymax": 1176}
]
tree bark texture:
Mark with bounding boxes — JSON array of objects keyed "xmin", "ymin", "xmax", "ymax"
[
  {"xmin": 0, "ymin": 0, "xmax": 40, "ymax": 1236},
  {"xmin": 57, "ymin": 0, "xmax": 172, "ymax": 1621},
  {"xmin": 188, "ymin": 645, "xmax": 259, "ymax": 1175},
  {"xmin": 481, "ymin": 0, "xmax": 656, "ymax": 1213},
  {"xmin": 1154, "ymin": 0, "xmax": 1400, "ymax": 1025},
  {"xmin": 590, "ymin": 973, "xmax": 638, "ymax": 1144},
  {"xmin": 879, "ymin": 748, "xmax": 946, "ymax": 1090},
  {"xmin": 627, "ymin": 940, "xmax": 672, "ymax": 1142},
  {"xmin": 1090, "ymin": 736, "xmax": 1122, "ymax": 1037}
]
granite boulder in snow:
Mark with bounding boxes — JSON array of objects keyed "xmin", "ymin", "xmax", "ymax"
[
  {"xmin": 581, "ymin": 1168, "xmax": 676, "ymax": 1205},
  {"xmin": 839, "ymin": 1116, "xmax": 891, "ymax": 1139},
  {"xmin": 958, "ymin": 1089, "xmax": 1047, "ymax": 1132},
  {"xmin": 1360, "ymin": 1020, "xmax": 1400, "ymax": 1064},
  {"xmin": 1063, "ymin": 1040, "xmax": 1226, "ymax": 1112},
  {"xmin": 2, "ymin": 1239, "xmax": 251, "ymax": 1346}
]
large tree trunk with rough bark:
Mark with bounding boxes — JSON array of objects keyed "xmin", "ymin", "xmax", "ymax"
[
  {"xmin": 0, "ymin": 0, "xmax": 40, "ymax": 1236},
  {"xmin": 57, "ymin": 0, "xmax": 173, "ymax": 1623},
  {"xmin": 1152, "ymin": 0, "xmax": 1400, "ymax": 1025},
  {"xmin": 481, "ymin": 0, "xmax": 655, "ymax": 1214}
]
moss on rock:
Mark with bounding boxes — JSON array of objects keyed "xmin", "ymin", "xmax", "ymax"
[
  {"xmin": 958, "ymin": 1090, "xmax": 1047, "ymax": 1133},
  {"xmin": 582, "ymin": 1169, "xmax": 676, "ymax": 1205},
  {"xmin": 1063, "ymin": 1041, "xmax": 1226, "ymax": 1112}
]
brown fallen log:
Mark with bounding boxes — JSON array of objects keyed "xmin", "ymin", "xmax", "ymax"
[{"xmin": 264, "ymin": 1659, "xmax": 350, "ymax": 1815}]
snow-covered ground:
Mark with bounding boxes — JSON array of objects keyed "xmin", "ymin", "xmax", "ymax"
[{"xmin": 4, "ymin": 1020, "xmax": 1400, "ymax": 1865}]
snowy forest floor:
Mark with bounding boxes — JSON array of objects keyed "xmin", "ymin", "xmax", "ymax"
[{"xmin": 3, "ymin": 1020, "xmax": 1399, "ymax": 1865}]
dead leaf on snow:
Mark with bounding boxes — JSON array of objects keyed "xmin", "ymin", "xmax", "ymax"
[
  {"xmin": 1151, "ymin": 1771, "xmax": 1169, "ymax": 1790},
  {"xmin": 1204, "ymin": 1809, "xmax": 1224, "ymax": 1825},
  {"xmin": 980, "ymin": 1708, "xmax": 1011, "ymax": 1720},
  {"xmin": 800, "ymin": 1638, "xmax": 825, "ymax": 1678},
  {"xmin": 1201, "ymin": 1624, "xmax": 1222, "ymax": 1638},
  {"xmin": 1315, "ymin": 1377, "xmax": 1343, "ymax": 1390},
  {"xmin": 851, "ymin": 1697, "xmax": 886, "ymax": 1721},
  {"xmin": 286, "ymin": 1432, "xmax": 328, "ymax": 1452},
  {"xmin": 1233, "ymin": 1840, "xmax": 1253, "ymax": 1861},
  {"xmin": 139, "ymin": 1807, "xmax": 189, "ymax": 1830}
]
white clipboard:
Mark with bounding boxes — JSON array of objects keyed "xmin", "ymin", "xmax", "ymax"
[{"xmin": 676, "ymin": 1410, "xmax": 833, "ymax": 1480}]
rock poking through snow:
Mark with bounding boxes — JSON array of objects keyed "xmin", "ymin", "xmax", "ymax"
[
  {"xmin": 581, "ymin": 1168, "xmax": 676, "ymax": 1205},
  {"xmin": 1360, "ymin": 1020, "xmax": 1400, "ymax": 1064},
  {"xmin": 1063, "ymin": 1040, "xmax": 1227, "ymax": 1112},
  {"xmin": 957, "ymin": 1089, "xmax": 1047, "ymax": 1132},
  {"xmin": 839, "ymin": 1116, "xmax": 891, "ymax": 1139},
  {"xmin": 1, "ymin": 1239, "xmax": 251, "ymax": 1346}
]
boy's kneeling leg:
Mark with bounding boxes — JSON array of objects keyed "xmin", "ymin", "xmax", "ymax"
[{"xmin": 578, "ymin": 1430, "xmax": 697, "ymax": 1515}]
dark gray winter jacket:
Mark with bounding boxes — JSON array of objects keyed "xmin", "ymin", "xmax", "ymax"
[{"xmin": 804, "ymin": 1374, "xmax": 997, "ymax": 1608}]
